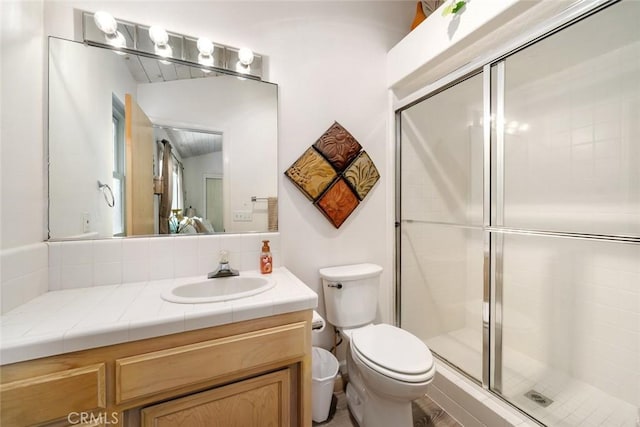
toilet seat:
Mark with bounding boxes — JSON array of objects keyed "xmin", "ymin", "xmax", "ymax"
[{"xmin": 351, "ymin": 324, "xmax": 434, "ymax": 383}]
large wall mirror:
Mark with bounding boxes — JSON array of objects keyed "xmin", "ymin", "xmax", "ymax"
[{"xmin": 48, "ymin": 37, "xmax": 278, "ymax": 240}]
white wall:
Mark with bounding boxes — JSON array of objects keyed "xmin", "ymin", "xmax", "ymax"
[
  {"xmin": 48, "ymin": 38, "xmax": 137, "ymax": 238},
  {"xmin": 2, "ymin": 1, "xmax": 414, "ymax": 347},
  {"xmin": 1, "ymin": 0, "xmax": 45, "ymax": 249},
  {"xmin": 0, "ymin": 1, "xmax": 48, "ymax": 312}
]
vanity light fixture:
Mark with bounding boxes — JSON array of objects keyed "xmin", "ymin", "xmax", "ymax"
[
  {"xmin": 234, "ymin": 48, "xmax": 254, "ymax": 80},
  {"xmin": 236, "ymin": 47, "xmax": 254, "ymax": 74},
  {"xmin": 83, "ymin": 11, "xmax": 264, "ymax": 79},
  {"xmin": 148, "ymin": 25, "xmax": 169, "ymax": 46},
  {"xmin": 149, "ymin": 26, "xmax": 173, "ymax": 63},
  {"xmin": 93, "ymin": 11, "xmax": 127, "ymax": 53},
  {"xmin": 106, "ymin": 31, "xmax": 127, "ymax": 51},
  {"xmin": 238, "ymin": 47, "xmax": 254, "ymax": 66},
  {"xmin": 197, "ymin": 37, "xmax": 214, "ymax": 72},
  {"xmin": 94, "ymin": 11, "xmax": 118, "ymax": 35},
  {"xmin": 197, "ymin": 37, "xmax": 214, "ymax": 66}
]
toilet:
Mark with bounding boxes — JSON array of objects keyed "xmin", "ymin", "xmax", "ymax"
[{"xmin": 319, "ymin": 263, "xmax": 435, "ymax": 427}]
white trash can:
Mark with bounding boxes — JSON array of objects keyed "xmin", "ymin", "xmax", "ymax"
[{"xmin": 312, "ymin": 346, "xmax": 339, "ymax": 423}]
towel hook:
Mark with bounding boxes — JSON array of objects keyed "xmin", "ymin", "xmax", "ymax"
[{"xmin": 97, "ymin": 180, "xmax": 115, "ymax": 208}]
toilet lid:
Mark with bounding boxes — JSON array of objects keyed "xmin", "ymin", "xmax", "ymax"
[{"xmin": 351, "ymin": 324, "xmax": 433, "ymax": 376}]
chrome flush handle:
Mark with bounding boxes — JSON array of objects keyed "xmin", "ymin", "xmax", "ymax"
[{"xmin": 327, "ymin": 282, "xmax": 343, "ymax": 289}]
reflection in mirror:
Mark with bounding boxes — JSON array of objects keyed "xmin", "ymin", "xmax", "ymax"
[
  {"xmin": 48, "ymin": 37, "xmax": 278, "ymax": 240},
  {"xmin": 152, "ymin": 125, "xmax": 224, "ymax": 235}
]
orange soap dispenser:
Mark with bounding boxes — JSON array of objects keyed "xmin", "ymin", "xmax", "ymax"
[{"xmin": 260, "ymin": 240, "xmax": 273, "ymax": 274}]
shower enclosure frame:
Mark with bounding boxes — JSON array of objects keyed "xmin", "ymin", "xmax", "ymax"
[{"xmin": 394, "ymin": 0, "xmax": 639, "ymax": 419}]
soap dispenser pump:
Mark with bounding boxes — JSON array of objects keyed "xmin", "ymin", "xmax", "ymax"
[{"xmin": 260, "ymin": 240, "xmax": 272, "ymax": 274}]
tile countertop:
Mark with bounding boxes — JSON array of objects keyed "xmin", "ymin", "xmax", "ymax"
[{"xmin": 0, "ymin": 267, "xmax": 318, "ymax": 366}]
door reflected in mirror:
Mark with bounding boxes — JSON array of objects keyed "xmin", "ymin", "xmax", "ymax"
[{"xmin": 48, "ymin": 37, "xmax": 278, "ymax": 240}]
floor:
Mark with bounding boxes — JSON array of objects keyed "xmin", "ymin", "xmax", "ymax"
[
  {"xmin": 313, "ymin": 391, "xmax": 461, "ymax": 427},
  {"xmin": 427, "ymin": 327, "xmax": 638, "ymax": 427}
]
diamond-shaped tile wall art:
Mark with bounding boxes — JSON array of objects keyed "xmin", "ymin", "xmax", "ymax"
[
  {"xmin": 284, "ymin": 147, "xmax": 337, "ymax": 201},
  {"xmin": 313, "ymin": 122, "xmax": 362, "ymax": 172},
  {"xmin": 316, "ymin": 177, "xmax": 360, "ymax": 228},
  {"xmin": 285, "ymin": 121, "xmax": 380, "ymax": 228},
  {"xmin": 343, "ymin": 151, "xmax": 380, "ymax": 201}
]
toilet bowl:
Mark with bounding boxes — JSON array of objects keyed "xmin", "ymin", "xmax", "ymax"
[
  {"xmin": 342, "ymin": 324, "xmax": 435, "ymax": 427},
  {"xmin": 319, "ymin": 264, "xmax": 436, "ymax": 427}
]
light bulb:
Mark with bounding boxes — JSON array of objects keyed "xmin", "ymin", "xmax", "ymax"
[
  {"xmin": 197, "ymin": 37, "xmax": 214, "ymax": 67},
  {"xmin": 154, "ymin": 44, "xmax": 172, "ymax": 57},
  {"xmin": 149, "ymin": 26, "xmax": 169, "ymax": 46},
  {"xmin": 235, "ymin": 61, "xmax": 250, "ymax": 75},
  {"xmin": 105, "ymin": 31, "xmax": 126, "ymax": 49},
  {"xmin": 238, "ymin": 47, "xmax": 254, "ymax": 66},
  {"xmin": 155, "ymin": 43, "xmax": 173, "ymax": 64},
  {"xmin": 197, "ymin": 37, "xmax": 214, "ymax": 56},
  {"xmin": 94, "ymin": 11, "xmax": 118, "ymax": 35},
  {"xmin": 198, "ymin": 53, "xmax": 214, "ymax": 67}
]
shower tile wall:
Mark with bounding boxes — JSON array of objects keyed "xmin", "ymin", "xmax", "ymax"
[{"xmin": 502, "ymin": 43, "xmax": 640, "ymax": 237}]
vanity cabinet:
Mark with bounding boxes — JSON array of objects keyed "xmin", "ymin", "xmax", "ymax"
[{"xmin": 0, "ymin": 311, "xmax": 312, "ymax": 427}]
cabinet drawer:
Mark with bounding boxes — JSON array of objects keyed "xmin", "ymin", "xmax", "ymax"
[
  {"xmin": 0, "ymin": 363, "xmax": 106, "ymax": 426},
  {"xmin": 116, "ymin": 321, "xmax": 307, "ymax": 404}
]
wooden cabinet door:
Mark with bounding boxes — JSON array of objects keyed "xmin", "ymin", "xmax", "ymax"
[
  {"xmin": 124, "ymin": 93, "xmax": 154, "ymax": 236},
  {"xmin": 141, "ymin": 369, "xmax": 290, "ymax": 427}
]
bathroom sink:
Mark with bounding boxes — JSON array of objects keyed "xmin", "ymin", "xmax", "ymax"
[{"xmin": 161, "ymin": 276, "xmax": 276, "ymax": 304}]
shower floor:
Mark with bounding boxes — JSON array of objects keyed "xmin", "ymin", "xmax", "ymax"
[{"xmin": 426, "ymin": 327, "xmax": 638, "ymax": 427}]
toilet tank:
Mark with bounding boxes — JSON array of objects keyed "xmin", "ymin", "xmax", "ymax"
[{"xmin": 319, "ymin": 263, "xmax": 383, "ymax": 328}]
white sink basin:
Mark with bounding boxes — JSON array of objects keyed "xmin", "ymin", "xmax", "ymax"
[{"xmin": 162, "ymin": 276, "xmax": 276, "ymax": 304}]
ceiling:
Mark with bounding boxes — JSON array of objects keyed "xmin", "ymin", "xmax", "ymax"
[{"xmin": 155, "ymin": 126, "xmax": 222, "ymax": 159}]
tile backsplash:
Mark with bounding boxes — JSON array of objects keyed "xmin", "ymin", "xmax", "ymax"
[
  {"xmin": 1, "ymin": 233, "xmax": 280, "ymax": 314},
  {"xmin": 49, "ymin": 233, "xmax": 281, "ymax": 291},
  {"xmin": 0, "ymin": 243, "xmax": 48, "ymax": 314}
]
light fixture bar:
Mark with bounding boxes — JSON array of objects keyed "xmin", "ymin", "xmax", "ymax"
[{"xmin": 81, "ymin": 11, "xmax": 263, "ymax": 80}]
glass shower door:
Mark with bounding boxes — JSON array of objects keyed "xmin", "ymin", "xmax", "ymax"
[
  {"xmin": 492, "ymin": 1, "xmax": 640, "ymax": 424},
  {"xmin": 398, "ymin": 73, "xmax": 485, "ymax": 382}
]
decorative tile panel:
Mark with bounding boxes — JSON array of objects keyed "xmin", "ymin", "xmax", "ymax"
[
  {"xmin": 343, "ymin": 151, "xmax": 380, "ymax": 201},
  {"xmin": 285, "ymin": 122, "xmax": 380, "ymax": 228},
  {"xmin": 315, "ymin": 178, "xmax": 359, "ymax": 229},
  {"xmin": 313, "ymin": 122, "xmax": 362, "ymax": 172},
  {"xmin": 284, "ymin": 147, "xmax": 337, "ymax": 201}
]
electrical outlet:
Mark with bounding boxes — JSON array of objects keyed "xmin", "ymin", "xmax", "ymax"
[
  {"xmin": 82, "ymin": 212, "xmax": 91, "ymax": 233},
  {"xmin": 232, "ymin": 210, "xmax": 252, "ymax": 222}
]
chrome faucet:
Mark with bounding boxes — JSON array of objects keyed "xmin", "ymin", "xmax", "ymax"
[{"xmin": 208, "ymin": 250, "xmax": 239, "ymax": 278}]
